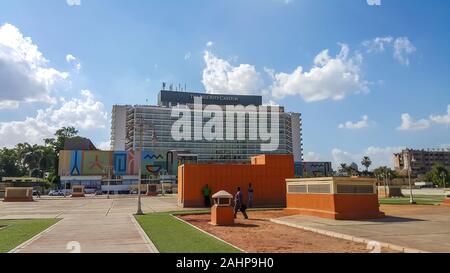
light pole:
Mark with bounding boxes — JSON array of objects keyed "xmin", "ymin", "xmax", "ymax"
[
  {"xmin": 103, "ymin": 165, "xmax": 113, "ymax": 199},
  {"xmin": 135, "ymin": 113, "xmax": 157, "ymax": 215},
  {"xmin": 441, "ymin": 172, "xmax": 447, "ymax": 193},
  {"xmin": 107, "ymin": 166, "xmax": 111, "ymax": 199},
  {"xmin": 136, "ymin": 117, "xmax": 145, "ymax": 216},
  {"xmin": 407, "ymin": 150, "xmax": 416, "ymax": 204}
]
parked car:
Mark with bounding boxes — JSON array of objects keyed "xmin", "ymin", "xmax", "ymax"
[{"xmin": 48, "ymin": 190, "xmax": 65, "ymax": 196}]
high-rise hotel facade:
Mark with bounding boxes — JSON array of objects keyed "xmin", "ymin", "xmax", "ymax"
[{"xmin": 111, "ymin": 90, "xmax": 303, "ymax": 164}]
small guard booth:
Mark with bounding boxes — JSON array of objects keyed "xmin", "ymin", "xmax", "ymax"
[
  {"xmin": 210, "ymin": 190, "xmax": 234, "ymax": 226},
  {"xmin": 285, "ymin": 177, "xmax": 385, "ymax": 220}
]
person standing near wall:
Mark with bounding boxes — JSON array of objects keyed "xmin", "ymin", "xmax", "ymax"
[
  {"xmin": 234, "ymin": 187, "xmax": 249, "ymax": 219},
  {"xmin": 202, "ymin": 184, "xmax": 212, "ymax": 208},
  {"xmin": 248, "ymin": 183, "xmax": 254, "ymax": 208}
]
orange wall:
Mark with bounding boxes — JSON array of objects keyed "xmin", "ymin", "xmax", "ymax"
[
  {"xmin": 286, "ymin": 193, "xmax": 384, "ymax": 220},
  {"xmin": 178, "ymin": 155, "xmax": 294, "ymax": 208}
]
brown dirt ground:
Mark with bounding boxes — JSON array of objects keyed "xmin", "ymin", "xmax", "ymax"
[
  {"xmin": 179, "ymin": 210, "xmax": 396, "ymax": 253},
  {"xmin": 380, "ymin": 204, "xmax": 450, "ymax": 216}
]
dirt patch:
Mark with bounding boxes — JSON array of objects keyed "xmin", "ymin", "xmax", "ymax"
[
  {"xmin": 381, "ymin": 204, "xmax": 450, "ymax": 216},
  {"xmin": 179, "ymin": 211, "xmax": 396, "ymax": 253}
]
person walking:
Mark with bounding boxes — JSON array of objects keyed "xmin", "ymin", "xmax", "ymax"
[
  {"xmin": 248, "ymin": 183, "xmax": 254, "ymax": 208},
  {"xmin": 234, "ymin": 187, "xmax": 248, "ymax": 219},
  {"xmin": 202, "ymin": 184, "xmax": 212, "ymax": 208}
]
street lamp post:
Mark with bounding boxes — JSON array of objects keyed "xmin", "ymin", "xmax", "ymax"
[
  {"xmin": 407, "ymin": 150, "xmax": 416, "ymax": 204},
  {"xmin": 382, "ymin": 172, "xmax": 388, "ymax": 198},
  {"xmin": 441, "ymin": 172, "xmax": 447, "ymax": 192},
  {"xmin": 107, "ymin": 166, "xmax": 111, "ymax": 199},
  {"xmin": 136, "ymin": 118, "xmax": 145, "ymax": 216}
]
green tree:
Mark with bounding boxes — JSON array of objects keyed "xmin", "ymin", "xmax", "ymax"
[
  {"xmin": 373, "ymin": 166, "xmax": 395, "ymax": 181},
  {"xmin": 21, "ymin": 145, "xmax": 45, "ymax": 177},
  {"xmin": 361, "ymin": 156, "xmax": 372, "ymax": 172},
  {"xmin": 44, "ymin": 127, "xmax": 79, "ymax": 154},
  {"xmin": 338, "ymin": 163, "xmax": 360, "ymax": 176},
  {"xmin": 44, "ymin": 127, "xmax": 79, "ymax": 184},
  {"xmin": 0, "ymin": 148, "xmax": 24, "ymax": 179},
  {"xmin": 424, "ymin": 164, "xmax": 449, "ymax": 188}
]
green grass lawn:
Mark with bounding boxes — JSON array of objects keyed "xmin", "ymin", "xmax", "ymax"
[
  {"xmin": 0, "ymin": 219, "xmax": 60, "ymax": 253},
  {"xmin": 379, "ymin": 195, "xmax": 445, "ymax": 205},
  {"xmin": 135, "ymin": 212, "xmax": 242, "ymax": 253}
]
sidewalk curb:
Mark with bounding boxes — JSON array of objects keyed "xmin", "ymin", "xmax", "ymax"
[
  {"xmin": 270, "ymin": 218, "xmax": 428, "ymax": 253},
  {"xmin": 131, "ymin": 215, "xmax": 159, "ymax": 253},
  {"xmin": 172, "ymin": 214, "xmax": 247, "ymax": 253},
  {"xmin": 8, "ymin": 219, "xmax": 63, "ymax": 253}
]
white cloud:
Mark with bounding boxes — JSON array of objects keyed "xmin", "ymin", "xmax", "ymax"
[
  {"xmin": 332, "ymin": 146, "xmax": 403, "ymax": 170},
  {"xmin": 393, "ymin": 37, "xmax": 416, "ymax": 66},
  {"xmin": 362, "ymin": 36, "xmax": 393, "ymax": 53},
  {"xmin": 367, "ymin": 0, "xmax": 381, "ymax": 6},
  {"xmin": 397, "ymin": 113, "xmax": 431, "ymax": 131},
  {"xmin": 97, "ymin": 141, "xmax": 111, "ymax": 151},
  {"xmin": 206, "ymin": 41, "xmax": 214, "ymax": 47},
  {"xmin": 66, "ymin": 53, "xmax": 81, "ymax": 72},
  {"xmin": 364, "ymin": 146, "xmax": 403, "ymax": 168},
  {"xmin": 0, "ymin": 23, "xmax": 69, "ymax": 107},
  {"xmin": 270, "ymin": 44, "xmax": 369, "ymax": 102},
  {"xmin": 332, "ymin": 148, "xmax": 355, "ymax": 167},
  {"xmin": 338, "ymin": 115, "xmax": 372, "ymax": 130},
  {"xmin": 397, "ymin": 106, "xmax": 450, "ymax": 131},
  {"xmin": 304, "ymin": 152, "xmax": 323, "ymax": 162},
  {"xmin": 42, "ymin": 90, "xmax": 107, "ymax": 130},
  {"xmin": 429, "ymin": 105, "xmax": 450, "ymax": 125},
  {"xmin": 202, "ymin": 51, "xmax": 263, "ymax": 95},
  {"xmin": 363, "ymin": 36, "xmax": 416, "ymax": 66},
  {"xmin": 66, "ymin": 0, "xmax": 81, "ymax": 6},
  {"xmin": 184, "ymin": 52, "xmax": 192, "ymax": 60},
  {"xmin": 0, "ymin": 90, "xmax": 108, "ymax": 147},
  {"xmin": 0, "ymin": 100, "xmax": 20, "ymax": 110}
]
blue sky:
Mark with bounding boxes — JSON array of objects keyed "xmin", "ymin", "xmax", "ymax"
[{"xmin": 0, "ymin": 0, "xmax": 449, "ymax": 169}]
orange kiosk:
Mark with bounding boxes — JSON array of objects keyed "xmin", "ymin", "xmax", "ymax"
[
  {"xmin": 210, "ymin": 191, "xmax": 235, "ymax": 226},
  {"xmin": 285, "ymin": 177, "xmax": 385, "ymax": 220}
]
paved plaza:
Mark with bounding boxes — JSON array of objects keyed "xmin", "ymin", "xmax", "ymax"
[
  {"xmin": 0, "ymin": 195, "xmax": 185, "ymax": 253},
  {"xmin": 2, "ymin": 196, "xmax": 450, "ymax": 253},
  {"xmin": 272, "ymin": 204, "xmax": 450, "ymax": 253}
]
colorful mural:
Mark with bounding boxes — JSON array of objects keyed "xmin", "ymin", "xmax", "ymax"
[
  {"xmin": 82, "ymin": 151, "xmax": 112, "ymax": 175},
  {"xmin": 70, "ymin": 150, "xmax": 83, "ymax": 176},
  {"xmin": 141, "ymin": 150, "xmax": 166, "ymax": 175},
  {"xmin": 58, "ymin": 149, "xmax": 179, "ymax": 177}
]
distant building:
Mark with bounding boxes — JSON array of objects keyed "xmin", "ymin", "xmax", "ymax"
[
  {"xmin": 110, "ymin": 90, "xmax": 303, "ymax": 164},
  {"xmin": 64, "ymin": 137, "xmax": 97, "ymax": 151},
  {"xmin": 295, "ymin": 162, "xmax": 333, "ymax": 177},
  {"xmin": 58, "ymin": 148, "xmax": 197, "ymax": 194},
  {"xmin": 394, "ymin": 148, "xmax": 450, "ymax": 177}
]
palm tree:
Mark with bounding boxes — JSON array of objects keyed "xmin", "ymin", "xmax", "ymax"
[
  {"xmin": 339, "ymin": 163, "xmax": 349, "ymax": 176},
  {"xmin": 361, "ymin": 156, "xmax": 372, "ymax": 172},
  {"xmin": 22, "ymin": 147, "xmax": 44, "ymax": 177}
]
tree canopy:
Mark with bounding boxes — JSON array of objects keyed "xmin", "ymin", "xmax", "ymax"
[{"xmin": 0, "ymin": 127, "xmax": 79, "ymax": 184}]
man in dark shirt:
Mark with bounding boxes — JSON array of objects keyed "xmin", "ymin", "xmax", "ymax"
[
  {"xmin": 248, "ymin": 183, "xmax": 254, "ymax": 208},
  {"xmin": 202, "ymin": 184, "xmax": 212, "ymax": 207},
  {"xmin": 234, "ymin": 187, "xmax": 248, "ymax": 219}
]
